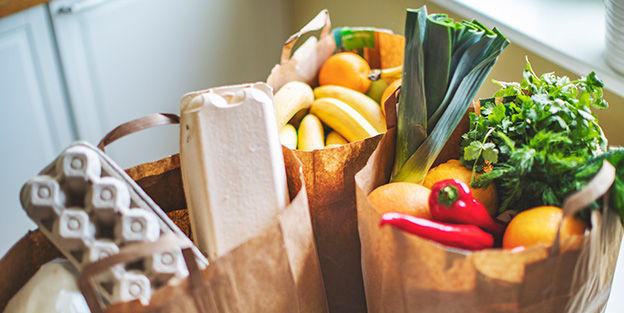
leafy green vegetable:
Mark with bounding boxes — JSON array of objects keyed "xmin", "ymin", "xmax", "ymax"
[
  {"xmin": 391, "ymin": 6, "xmax": 509, "ymax": 183},
  {"xmin": 393, "ymin": 7, "xmax": 427, "ymax": 179},
  {"xmin": 460, "ymin": 60, "xmax": 615, "ymax": 216},
  {"xmin": 559, "ymin": 148, "xmax": 624, "ymax": 224}
]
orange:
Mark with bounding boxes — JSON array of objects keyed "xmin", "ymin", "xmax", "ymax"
[
  {"xmin": 367, "ymin": 182, "xmax": 432, "ymax": 219},
  {"xmin": 380, "ymin": 78, "xmax": 401, "ymax": 115},
  {"xmin": 422, "ymin": 159, "xmax": 498, "ymax": 216},
  {"xmin": 318, "ymin": 52, "xmax": 371, "ymax": 93},
  {"xmin": 502, "ymin": 206, "xmax": 587, "ymax": 250}
]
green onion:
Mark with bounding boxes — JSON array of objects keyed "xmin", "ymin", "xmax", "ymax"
[{"xmin": 391, "ymin": 6, "xmax": 509, "ymax": 184}]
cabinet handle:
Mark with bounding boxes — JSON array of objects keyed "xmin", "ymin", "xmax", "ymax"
[{"xmin": 54, "ymin": 0, "xmax": 107, "ymax": 14}]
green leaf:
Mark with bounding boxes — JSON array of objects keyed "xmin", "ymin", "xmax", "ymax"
[
  {"xmin": 531, "ymin": 94, "xmax": 552, "ymax": 106},
  {"xmin": 459, "ymin": 60, "xmax": 612, "ymax": 213},
  {"xmin": 464, "ymin": 141, "xmax": 483, "ymax": 160},
  {"xmin": 393, "ymin": 54, "xmax": 505, "ymax": 183},
  {"xmin": 488, "ymin": 103, "xmax": 506, "ymax": 124},
  {"xmin": 424, "ymin": 14, "xmax": 453, "ymax": 121},
  {"xmin": 500, "ymin": 118, "xmax": 513, "ymax": 131},
  {"xmin": 482, "ymin": 142, "xmax": 499, "ymax": 163},
  {"xmin": 586, "ymin": 71, "xmax": 604, "ymax": 88},
  {"xmin": 495, "ymin": 131, "xmax": 515, "ymax": 150},
  {"xmin": 392, "ymin": 6, "xmax": 509, "ymax": 184},
  {"xmin": 578, "ymin": 109, "xmax": 595, "ymax": 121},
  {"xmin": 393, "ymin": 7, "xmax": 428, "ymax": 178},
  {"xmin": 427, "ymin": 30, "xmax": 497, "ymax": 130}
]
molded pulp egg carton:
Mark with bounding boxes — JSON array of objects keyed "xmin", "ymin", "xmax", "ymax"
[{"xmin": 19, "ymin": 142, "xmax": 208, "ymax": 305}]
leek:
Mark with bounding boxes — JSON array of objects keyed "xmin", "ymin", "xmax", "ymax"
[
  {"xmin": 391, "ymin": 6, "xmax": 509, "ymax": 183},
  {"xmin": 393, "ymin": 8, "xmax": 427, "ymax": 177}
]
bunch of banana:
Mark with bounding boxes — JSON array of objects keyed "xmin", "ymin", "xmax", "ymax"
[{"xmin": 273, "ymin": 80, "xmax": 389, "ymax": 151}]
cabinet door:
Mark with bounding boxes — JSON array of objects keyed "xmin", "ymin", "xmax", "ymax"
[
  {"xmin": 49, "ymin": 0, "xmax": 290, "ymax": 169},
  {"xmin": 0, "ymin": 5, "xmax": 75, "ymax": 256}
]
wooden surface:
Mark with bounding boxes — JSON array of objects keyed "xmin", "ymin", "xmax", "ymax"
[{"xmin": 0, "ymin": 0, "xmax": 50, "ymax": 19}]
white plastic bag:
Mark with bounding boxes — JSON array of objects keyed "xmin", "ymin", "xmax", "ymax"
[{"xmin": 3, "ymin": 259, "xmax": 90, "ymax": 313}]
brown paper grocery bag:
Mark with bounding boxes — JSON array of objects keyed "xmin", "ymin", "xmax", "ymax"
[
  {"xmin": 0, "ymin": 113, "xmax": 328, "ymax": 313},
  {"xmin": 355, "ymin": 110, "xmax": 624, "ymax": 312},
  {"xmin": 267, "ymin": 9, "xmax": 335, "ymax": 92},
  {"xmin": 267, "ymin": 10, "xmax": 405, "ymax": 313},
  {"xmin": 0, "ymin": 155, "xmax": 191, "ymax": 312},
  {"xmin": 84, "ymin": 147, "xmax": 326, "ymax": 313},
  {"xmin": 94, "ymin": 113, "xmax": 328, "ymax": 313}
]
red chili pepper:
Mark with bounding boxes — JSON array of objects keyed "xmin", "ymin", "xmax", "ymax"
[
  {"xmin": 428, "ymin": 179, "xmax": 506, "ymax": 238},
  {"xmin": 379, "ymin": 212, "xmax": 494, "ymax": 251}
]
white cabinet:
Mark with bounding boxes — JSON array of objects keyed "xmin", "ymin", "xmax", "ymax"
[
  {"xmin": 0, "ymin": 0, "xmax": 291, "ymax": 256},
  {"xmin": 48, "ymin": 0, "xmax": 291, "ymax": 169},
  {"xmin": 0, "ymin": 4, "xmax": 75, "ymax": 256}
]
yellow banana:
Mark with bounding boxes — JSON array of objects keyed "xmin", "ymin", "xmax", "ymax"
[
  {"xmin": 380, "ymin": 65, "xmax": 403, "ymax": 80},
  {"xmin": 297, "ymin": 114, "xmax": 325, "ymax": 151},
  {"xmin": 314, "ymin": 85, "xmax": 386, "ymax": 132},
  {"xmin": 279, "ymin": 124, "xmax": 298, "ymax": 150},
  {"xmin": 288, "ymin": 108, "xmax": 309, "ymax": 129},
  {"xmin": 325, "ymin": 131, "xmax": 348, "ymax": 147},
  {"xmin": 274, "ymin": 81, "xmax": 314, "ymax": 128},
  {"xmin": 309, "ymin": 98, "xmax": 379, "ymax": 143},
  {"xmin": 368, "ymin": 65, "xmax": 403, "ymax": 81}
]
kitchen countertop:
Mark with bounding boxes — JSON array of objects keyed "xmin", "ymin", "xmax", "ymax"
[{"xmin": 0, "ymin": 0, "xmax": 50, "ymax": 18}]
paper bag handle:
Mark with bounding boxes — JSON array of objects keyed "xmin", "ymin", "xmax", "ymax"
[
  {"xmin": 550, "ymin": 160, "xmax": 616, "ymax": 256},
  {"xmin": 97, "ymin": 113, "xmax": 180, "ymax": 153},
  {"xmin": 280, "ymin": 9, "xmax": 331, "ymax": 64},
  {"xmin": 78, "ymin": 234, "xmax": 200, "ymax": 313}
]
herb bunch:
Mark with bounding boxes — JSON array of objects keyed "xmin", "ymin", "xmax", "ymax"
[{"xmin": 460, "ymin": 60, "xmax": 610, "ymax": 214}]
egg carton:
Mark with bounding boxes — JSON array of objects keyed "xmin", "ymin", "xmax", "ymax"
[{"xmin": 20, "ymin": 142, "xmax": 208, "ymax": 305}]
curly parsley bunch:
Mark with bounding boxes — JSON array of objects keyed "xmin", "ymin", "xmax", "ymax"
[{"xmin": 460, "ymin": 60, "xmax": 609, "ymax": 213}]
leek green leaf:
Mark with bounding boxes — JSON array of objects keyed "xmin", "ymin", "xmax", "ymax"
[
  {"xmin": 391, "ymin": 6, "xmax": 509, "ymax": 184},
  {"xmin": 392, "ymin": 7, "xmax": 428, "ymax": 178}
]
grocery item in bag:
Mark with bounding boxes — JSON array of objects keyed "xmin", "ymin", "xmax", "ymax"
[
  {"xmin": 356, "ymin": 7, "xmax": 623, "ymax": 311},
  {"xmin": 267, "ymin": 9, "xmax": 404, "ymax": 313},
  {"xmin": 3, "ymin": 259, "xmax": 90, "ymax": 313},
  {"xmin": 93, "ymin": 113, "xmax": 327, "ymax": 313},
  {"xmin": 356, "ymin": 126, "xmax": 622, "ymax": 313},
  {"xmin": 179, "ymin": 83, "xmax": 289, "ymax": 261},
  {"xmin": 5, "ymin": 110, "xmax": 328, "ymax": 313},
  {"xmin": 82, "ymin": 146, "xmax": 327, "ymax": 313},
  {"xmin": 19, "ymin": 139, "xmax": 206, "ymax": 306}
]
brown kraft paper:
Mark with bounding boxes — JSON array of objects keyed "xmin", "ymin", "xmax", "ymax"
[
  {"xmin": 355, "ymin": 116, "xmax": 624, "ymax": 312},
  {"xmin": 1, "ymin": 112, "xmax": 328, "ymax": 313},
  {"xmin": 77, "ymin": 145, "xmax": 328, "ymax": 313},
  {"xmin": 292, "ymin": 137, "xmax": 382, "ymax": 312}
]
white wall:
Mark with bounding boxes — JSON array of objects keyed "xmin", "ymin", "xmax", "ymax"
[
  {"xmin": 288, "ymin": 0, "xmax": 624, "ymax": 145},
  {"xmin": 0, "ymin": 0, "xmax": 294, "ymax": 257}
]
